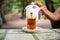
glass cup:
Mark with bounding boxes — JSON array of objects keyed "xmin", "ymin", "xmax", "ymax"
[{"xmin": 27, "ymin": 17, "xmax": 36, "ymax": 30}]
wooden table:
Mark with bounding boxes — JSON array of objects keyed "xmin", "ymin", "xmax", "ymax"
[{"xmin": 0, "ymin": 28, "xmax": 60, "ymax": 40}]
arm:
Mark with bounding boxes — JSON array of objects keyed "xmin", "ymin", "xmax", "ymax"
[
  {"xmin": 42, "ymin": 7, "xmax": 60, "ymax": 21},
  {"xmin": 34, "ymin": 2, "xmax": 60, "ymax": 21},
  {"xmin": 42, "ymin": 8, "xmax": 59, "ymax": 21}
]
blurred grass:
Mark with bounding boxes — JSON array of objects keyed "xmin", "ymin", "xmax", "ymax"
[
  {"xmin": 5, "ymin": 7, "xmax": 22, "ymax": 20},
  {"xmin": 5, "ymin": 13, "xmax": 18, "ymax": 20}
]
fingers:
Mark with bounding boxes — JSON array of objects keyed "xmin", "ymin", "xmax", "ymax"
[
  {"xmin": 34, "ymin": 2, "xmax": 47, "ymax": 11},
  {"xmin": 34, "ymin": 2, "xmax": 43, "ymax": 7}
]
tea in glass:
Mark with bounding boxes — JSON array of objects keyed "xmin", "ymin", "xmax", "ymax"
[{"xmin": 27, "ymin": 18, "xmax": 36, "ymax": 29}]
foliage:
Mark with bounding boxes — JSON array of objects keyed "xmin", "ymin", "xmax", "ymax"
[
  {"xmin": 53, "ymin": 0, "xmax": 60, "ymax": 9},
  {"xmin": 2, "ymin": 0, "xmax": 60, "ymax": 15},
  {"xmin": 37, "ymin": 0, "xmax": 45, "ymax": 4},
  {"xmin": 3, "ymin": 0, "xmax": 22, "ymax": 15}
]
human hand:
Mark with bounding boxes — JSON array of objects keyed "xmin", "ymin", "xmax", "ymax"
[
  {"xmin": 34, "ymin": 2, "xmax": 47, "ymax": 10},
  {"xmin": 34, "ymin": 2, "xmax": 43, "ymax": 7}
]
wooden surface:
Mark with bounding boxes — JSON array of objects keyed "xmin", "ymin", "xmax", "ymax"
[{"xmin": 0, "ymin": 28, "xmax": 60, "ymax": 40}]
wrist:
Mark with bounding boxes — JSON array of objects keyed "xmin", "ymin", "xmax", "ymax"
[{"xmin": 42, "ymin": 8, "xmax": 48, "ymax": 14}]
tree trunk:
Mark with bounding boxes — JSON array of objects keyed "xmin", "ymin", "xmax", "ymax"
[
  {"xmin": 21, "ymin": 0, "xmax": 25, "ymax": 19},
  {"xmin": 45, "ymin": 0, "xmax": 55, "ymax": 13},
  {"xmin": 0, "ymin": 0, "xmax": 7, "ymax": 24}
]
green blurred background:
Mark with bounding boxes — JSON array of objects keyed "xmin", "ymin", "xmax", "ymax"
[
  {"xmin": 0, "ymin": 0, "xmax": 60, "ymax": 21},
  {"xmin": 2, "ymin": 0, "xmax": 60, "ymax": 15}
]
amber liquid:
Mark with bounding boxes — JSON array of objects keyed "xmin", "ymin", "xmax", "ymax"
[{"xmin": 27, "ymin": 18, "xmax": 36, "ymax": 29}]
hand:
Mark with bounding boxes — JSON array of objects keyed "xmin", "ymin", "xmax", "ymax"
[
  {"xmin": 34, "ymin": 2, "xmax": 43, "ymax": 7},
  {"xmin": 34, "ymin": 2, "xmax": 47, "ymax": 10}
]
